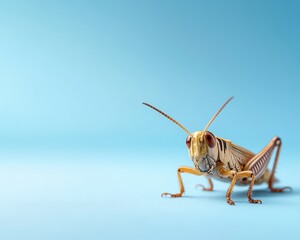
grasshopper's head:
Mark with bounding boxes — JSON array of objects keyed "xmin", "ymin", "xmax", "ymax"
[
  {"xmin": 186, "ymin": 131, "xmax": 218, "ymax": 173},
  {"xmin": 143, "ymin": 97, "xmax": 233, "ymax": 173}
]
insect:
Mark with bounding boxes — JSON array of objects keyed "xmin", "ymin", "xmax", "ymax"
[{"xmin": 143, "ymin": 97, "xmax": 291, "ymax": 205}]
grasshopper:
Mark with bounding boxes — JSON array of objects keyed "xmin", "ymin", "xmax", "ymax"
[{"xmin": 143, "ymin": 97, "xmax": 291, "ymax": 205}]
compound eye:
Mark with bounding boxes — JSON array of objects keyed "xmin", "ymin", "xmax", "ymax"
[
  {"xmin": 205, "ymin": 131, "xmax": 216, "ymax": 148},
  {"xmin": 186, "ymin": 135, "xmax": 192, "ymax": 148}
]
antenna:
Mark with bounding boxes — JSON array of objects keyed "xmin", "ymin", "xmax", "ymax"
[
  {"xmin": 143, "ymin": 102, "xmax": 193, "ymax": 137},
  {"xmin": 201, "ymin": 96, "xmax": 234, "ymax": 140}
]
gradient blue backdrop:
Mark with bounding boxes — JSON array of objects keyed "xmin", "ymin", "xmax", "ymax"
[{"xmin": 0, "ymin": 1, "xmax": 299, "ymax": 240}]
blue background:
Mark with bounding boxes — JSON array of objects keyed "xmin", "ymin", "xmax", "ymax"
[{"xmin": 0, "ymin": 0, "xmax": 299, "ymax": 239}]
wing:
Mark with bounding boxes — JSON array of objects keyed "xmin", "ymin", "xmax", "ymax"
[
  {"xmin": 230, "ymin": 143, "xmax": 255, "ymax": 166},
  {"xmin": 216, "ymin": 137, "xmax": 255, "ymax": 171}
]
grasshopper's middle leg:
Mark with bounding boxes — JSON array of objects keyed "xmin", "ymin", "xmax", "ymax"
[
  {"xmin": 218, "ymin": 168, "xmax": 262, "ymax": 205},
  {"xmin": 195, "ymin": 176, "xmax": 214, "ymax": 191},
  {"xmin": 161, "ymin": 166, "xmax": 205, "ymax": 198}
]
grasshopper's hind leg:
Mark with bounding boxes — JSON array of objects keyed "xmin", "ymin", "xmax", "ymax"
[
  {"xmin": 161, "ymin": 167, "xmax": 204, "ymax": 198},
  {"xmin": 267, "ymin": 138, "xmax": 291, "ymax": 192},
  {"xmin": 195, "ymin": 176, "xmax": 214, "ymax": 191},
  {"xmin": 244, "ymin": 137, "xmax": 291, "ymax": 193}
]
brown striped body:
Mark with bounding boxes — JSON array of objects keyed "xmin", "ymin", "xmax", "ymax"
[
  {"xmin": 188, "ymin": 131, "xmax": 273, "ymax": 185},
  {"xmin": 143, "ymin": 98, "xmax": 290, "ymax": 205}
]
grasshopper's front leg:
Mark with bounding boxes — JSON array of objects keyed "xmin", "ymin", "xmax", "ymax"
[{"xmin": 161, "ymin": 166, "xmax": 205, "ymax": 197}]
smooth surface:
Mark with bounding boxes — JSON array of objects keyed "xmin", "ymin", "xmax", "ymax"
[
  {"xmin": 0, "ymin": 0, "xmax": 299, "ymax": 153},
  {"xmin": 0, "ymin": 152, "xmax": 299, "ymax": 240}
]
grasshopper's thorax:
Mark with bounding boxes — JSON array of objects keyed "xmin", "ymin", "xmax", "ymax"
[{"xmin": 186, "ymin": 131, "xmax": 219, "ymax": 173}]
